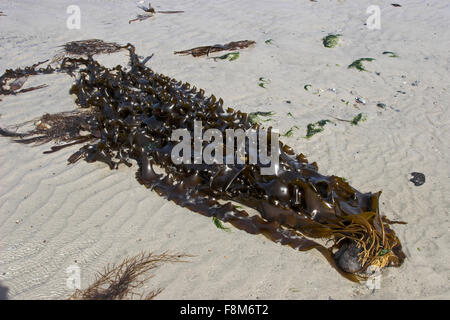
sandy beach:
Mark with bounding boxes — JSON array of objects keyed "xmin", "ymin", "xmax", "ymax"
[{"xmin": 0, "ymin": 0, "xmax": 449, "ymax": 300}]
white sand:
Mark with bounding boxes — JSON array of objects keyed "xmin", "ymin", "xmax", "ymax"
[{"xmin": 0, "ymin": 0, "xmax": 449, "ymax": 299}]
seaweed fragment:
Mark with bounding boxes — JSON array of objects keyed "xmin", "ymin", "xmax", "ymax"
[
  {"xmin": 68, "ymin": 251, "xmax": 189, "ymax": 300},
  {"xmin": 265, "ymin": 39, "xmax": 273, "ymax": 45},
  {"xmin": 212, "ymin": 216, "xmax": 231, "ymax": 232},
  {"xmin": 0, "ymin": 42, "xmax": 406, "ymax": 282},
  {"xmin": 174, "ymin": 40, "xmax": 255, "ymax": 57},
  {"xmin": 322, "ymin": 34, "xmax": 341, "ymax": 48},
  {"xmin": 248, "ymin": 111, "xmax": 274, "ymax": 125},
  {"xmin": 383, "ymin": 51, "xmax": 399, "ymax": 58},
  {"xmin": 283, "ymin": 125, "xmax": 299, "ymax": 138},
  {"xmin": 0, "ymin": 11, "xmax": 6, "ymax": 16},
  {"xmin": 304, "ymin": 84, "xmax": 312, "ymax": 91},
  {"xmin": 258, "ymin": 77, "xmax": 270, "ymax": 88},
  {"xmin": 306, "ymin": 120, "xmax": 330, "ymax": 138},
  {"xmin": 351, "ymin": 113, "xmax": 367, "ymax": 125},
  {"xmin": 129, "ymin": 2, "xmax": 184, "ymax": 24},
  {"xmin": 211, "ymin": 52, "xmax": 240, "ymax": 62},
  {"xmin": 348, "ymin": 58, "xmax": 375, "ymax": 71},
  {"xmin": 62, "ymin": 39, "xmax": 123, "ymax": 56}
]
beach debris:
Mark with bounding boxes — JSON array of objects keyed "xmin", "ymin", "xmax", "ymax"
[
  {"xmin": 0, "ymin": 59, "xmax": 50, "ymax": 98},
  {"xmin": 174, "ymin": 40, "xmax": 255, "ymax": 57},
  {"xmin": 129, "ymin": 2, "xmax": 184, "ymax": 24},
  {"xmin": 211, "ymin": 52, "xmax": 240, "ymax": 62},
  {"xmin": 383, "ymin": 51, "xmax": 399, "ymax": 58},
  {"xmin": 248, "ymin": 111, "xmax": 274, "ymax": 125},
  {"xmin": 306, "ymin": 120, "xmax": 330, "ymax": 138},
  {"xmin": 304, "ymin": 84, "xmax": 312, "ymax": 91},
  {"xmin": 0, "ymin": 43, "xmax": 406, "ymax": 282},
  {"xmin": 285, "ymin": 100, "xmax": 291, "ymax": 104},
  {"xmin": 265, "ymin": 39, "xmax": 273, "ymax": 45},
  {"xmin": 213, "ymin": 216, "xmax": 231, "ymax": 232},
  {"xmin": 0, "ymin": 11, "xmax": 6, "ymax": 16},
  {"xmin": 68, "ymin": 251, "xmax": 189, "ymax": 300},
  {"xmin": 355, "ymin": 97, "xmax": 366, "ymax": 104},
  {"xmin": 258, "ymin": 77, "xmax": 270, "ymax": 88},
  {"xmin": 391, "ymin": 3, "xmax": 402, "ymax": 7},
  {"xmin": 287, "ymin": 112, "xmax": 294, "ymax": 118},
  {"xmin": 328, "ymin": 113, "xmax": 367, "ymax": 125},
  {"xmin": 322, "ymin": 34, "xmax": 341, "ymax": 48},
  {"xmin": 351, "ymin": 113, "xmax": 367, "ymax": 125},
  {"xmin": 283, "ymin": 125, "xmax": 299, "ymax": 138},
  {"xmin": 63, "ymin": 39, "xmax": 123, "ymax": 56},
  {"xmin": 348, "ymin": 58, "xmax": 375, "ymax": 72},
  {"xmin": 409, "ymin": 172, "xmax": 425, "ymax": 186},
  {"xmin": 8, "ymin": 76, "xmax": 28, "ymax": 91},
  {"xmin": 377, "ymin": 103, "xmax": 387, "ymax": 109},
  {"xmin": 411, "ymin": 80, "xmax": 420, "ymax": 87}
]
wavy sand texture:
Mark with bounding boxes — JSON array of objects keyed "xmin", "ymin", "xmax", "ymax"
[{"xmin": 0, "ymin": 0, "xmax": 449, "ymax": 299}]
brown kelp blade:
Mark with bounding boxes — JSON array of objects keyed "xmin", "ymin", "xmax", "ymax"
[{"xmin": 174, "ymin": 40, "xmax": 256, "ymax": 57}]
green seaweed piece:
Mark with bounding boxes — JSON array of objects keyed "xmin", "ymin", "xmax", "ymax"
[
  {"xmin": 351, "ymin": 113, "xmax": 367, "ymax": 125},
  {"xmin": 348, "ymin": 58, "xmax": 375, "ymax": 71},
  {"xmin": 265, "ymin": 39, "xmax": 273, "ymax": 45},
  {"xmin": 382, "ymin": 51, "xmax": 399, "ymax": 58},
  {"xmin": 258, "ymin": 77, "xmax": 270, "ymax": 88},
  {"xmin": 283, "ymin": 125, "xmax": 299, "ymax": 138},
  {"xmin": 322, "ymin": 34, "xmax": 341, "ymax": 48},
  {"xmin": 248, "ymin": 111, "xmax": 275, "ymax": 125},
  {"xmin": 379, "ymin": 249, "xmax": 391, "ymax": 256},
  {"xmin": 212, "ymin": 52, "xmax": 240, "ymax": 61},
  {"xmin": 304, "ymin": 84, "xmax": 312, "ymax": 91},
  {"xmin": 213, "ymin": 216, "xmax": 231, "ymax": 232},
  {"xmin": 306, "ymin": 120, "xmax": 330, "ymax": 138},
  {"xmin": 287, "ymin": 112, "xmax": 294, "ymax": 118}
]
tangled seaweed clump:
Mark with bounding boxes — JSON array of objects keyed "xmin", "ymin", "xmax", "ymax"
[
  {"xmin": 68, "ymin": 252, "xmax": 188, "ymax": 300},
  {"xmin": 0, "ymin": 42, "xmax": 405, "ymax": 282}
]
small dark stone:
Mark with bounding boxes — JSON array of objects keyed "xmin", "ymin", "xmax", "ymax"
[
  {"xmin": 285, "ymin": 100, "xmax": 291, "ymax": 104},
  {"xmin": 410, "ymin": 172, "xmax": 425, "ymax": 186}
]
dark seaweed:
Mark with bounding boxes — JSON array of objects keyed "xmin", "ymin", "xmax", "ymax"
[
  {"xmin": 0, "ymin": 43, "xmax": 406, "ymax": 282},
  {"xmin": 174, "ymin": 40, "xmax": 255, "ymax": 57}
]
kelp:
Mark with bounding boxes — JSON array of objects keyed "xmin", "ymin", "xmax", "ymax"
[
  {"xmin": 0, "ymin": 59, "xmax": 50, "ymax": 98},
  {"xmin": 129, "ymin": 2, "xmax": 184, "ymax": 24},
  {"xmin": 174, "ymin": 40, "xmax": 255, "ymax": 57},
  {"xmin": 348, "ymin": 58, "xmax": 375, "ymax": 71},
  {"xmin": 68, "ymin": 251, "xmax": 188, "ymax": 300},
  {"xmin": 63, "ymin": 39, "xmax": 123, "ymax": 56},
  {"xmin": 0, "ymin": 42, "xmax": 406, "ymax": 282},
  {"xmin": 322, "ymin": 34, "xmax": 341, "ymax": 48}
]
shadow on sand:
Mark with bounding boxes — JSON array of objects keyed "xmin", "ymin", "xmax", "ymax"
[{"xmin": 0, "ymin": 282, "xmax": 9, "ymax": 300}]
